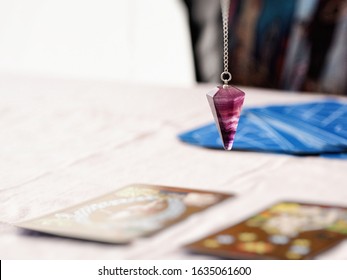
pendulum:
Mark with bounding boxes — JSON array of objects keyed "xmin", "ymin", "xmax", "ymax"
[
  {"xmin": 207, "ymin": 0, "xmax": 245, "ymax": 151},
  {"xmin": 207, "ymin": 0, "xmax": 245, "ymax": 150},
  {"xmin": 207, "ymin": 84, "xmax": 245, "ymax": 150}
]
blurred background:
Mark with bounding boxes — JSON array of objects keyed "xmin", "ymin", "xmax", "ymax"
[
  {"xmin": 0, "ymin": 0, "xmax": 195, "ymax": 86},
  {"xmin": 0, "ymin": 0, "xmax": 346, "ymax": 93}
]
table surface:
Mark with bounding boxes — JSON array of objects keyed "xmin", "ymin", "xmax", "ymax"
[{"xmin": 1, "ymin": 73, "xmax": 346, "ymax": 259}]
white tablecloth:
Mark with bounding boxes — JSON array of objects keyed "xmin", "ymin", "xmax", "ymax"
[{"xmin": 1, "ymin": 74, "xmax": 346, "ymax": 259}]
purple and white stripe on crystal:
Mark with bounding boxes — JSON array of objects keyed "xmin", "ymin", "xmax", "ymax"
[{"xmin": 207, "ymin": 85, "xmax": 245, "ymax": 150}]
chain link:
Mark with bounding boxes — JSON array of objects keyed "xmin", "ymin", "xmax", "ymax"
[{"xmin": 220, "ymin": 0, "xmax": 231, "ymax": 85}]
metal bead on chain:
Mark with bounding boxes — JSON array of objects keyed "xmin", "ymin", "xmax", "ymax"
[{"xmin": 220, "ymin": 0, "xmax": 232, "ymax": 85}]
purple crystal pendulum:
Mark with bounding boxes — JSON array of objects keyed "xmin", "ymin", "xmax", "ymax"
[
  {"xmin": 207, "ymin": 0, "xmax": 245, "ymax": 150},
  {"xmin": 207, "ymin": 84, "xmax": 245, "ymax": 150}
]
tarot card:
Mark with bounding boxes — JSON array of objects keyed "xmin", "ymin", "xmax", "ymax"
[
  {"xmin": 247, "ymin": 101, "xmax": 347, "ymax": 154},
  {"xmin": 17, "ymin": 184, "xmax": 232, "ymax": 244},
  {"xmin": 185, "ymin": 201, "xmax": 347, "ymax": 259},
  {"xmin": 179, "ymin": 101, "xmax": 347, "ymax": 156}
]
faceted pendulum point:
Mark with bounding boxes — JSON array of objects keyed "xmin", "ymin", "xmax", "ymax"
[{"xmin": 207, "ymin": 85, "xmax": 245, "ymax": 150}]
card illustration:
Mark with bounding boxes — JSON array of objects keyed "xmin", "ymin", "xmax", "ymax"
[
  {"xmin": 17, "ymin": 184, "xmax": 232, "ymax": 244},
  {"xmin": 185, "ymin": 201, "xmax": 347, "ymax": 259}
]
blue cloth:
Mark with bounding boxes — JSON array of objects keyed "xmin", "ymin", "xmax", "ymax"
[{"xmin": 178, "ymin": 100, "xmax": 347, "ymax": 158}]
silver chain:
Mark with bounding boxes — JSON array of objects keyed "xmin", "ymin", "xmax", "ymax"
[{"xmin": 220, "ymin": 0, "xmax": 231, "ymax": 85}]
